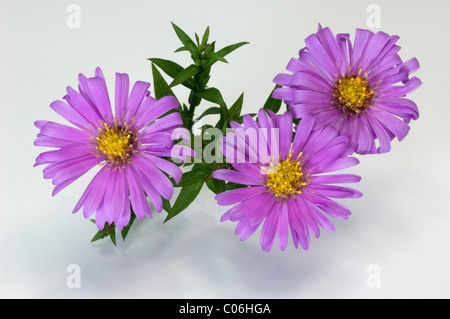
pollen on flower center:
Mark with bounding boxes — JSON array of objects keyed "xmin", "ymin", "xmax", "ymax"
[
  {"xmin": 96, "ymin": 122, "xmax": 137, "ymax": 165},
  {"xmin": 263, "ymin": 153, "xmax": 308, "ymax": 199},
  {"xmin": 332, "ymin": 70, "xmax": 374, "ymax": 116}
]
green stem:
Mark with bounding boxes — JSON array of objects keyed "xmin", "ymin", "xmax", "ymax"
[{"xmin": 186, "ymin": 71, "xmax": 204, "ymax": 130}]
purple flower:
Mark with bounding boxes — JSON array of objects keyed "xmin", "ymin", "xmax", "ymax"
[
  {"xmin": 34, "ymin": 67, "xmax": 185, "ymax": 230},
  {"xmin": 212, "ymin": 109, "xmax": 362, "ymax": 252},
  {"xmin": 273, "ymin": 25, "xmax": 421, "ymax": 154}
]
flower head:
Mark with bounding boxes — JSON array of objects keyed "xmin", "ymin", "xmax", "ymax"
[
  {"xmin": 273, "ymin": 25, "xmax": 421, "ymax": 154},
  {"xmin": 34, "ymin": 67, "xmax": 185, "ymax": 230},
  {"xmin": 212, "ymin": 109, "xmax": 362, "ymax": 252}
]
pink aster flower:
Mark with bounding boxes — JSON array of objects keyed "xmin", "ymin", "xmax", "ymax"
[
  {"xmin": 212, "ymin": 109, "xmax": 362, "ymax": 252},
  {"xmin": 273, "ymin": 25, "xmax": 421, "ymax": 154},
  {"xmin": 34, "ymin": 67, "xmax": 185, "ymax": 230}
]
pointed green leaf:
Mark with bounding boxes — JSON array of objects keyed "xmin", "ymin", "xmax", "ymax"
[
  {"xmin": 169, "ymin": 64, "xmax": 200, "ymax": 88},
  {"xmin": 195, "ymin": 106, "xmax": 221, "ymax": 120},
  {"xmin": 201, "ymin": 26, "xmax": 210, "ymax": 47},
  {"xmin": 206, "ymin": 178, "xmax": 226, "ymax": 195},
  {"xmin": 149, "ymin": 58, "xmax": 195, "ymax": 89},
  {"xmin": 216, "ymin": 41, "xmax": 249, "ymax": 58},
  {"xmin": 175, "ymin": 163, "xmax": 214, "ymax": 187},
  {"xmin": 110, "ymin": 229, "xmax": 117, "ymax": 246},
  {"xmin": 162, "ymin": 198, "xmax": 172, "ymax": 213},
  {"xmin": 165, "ymin": 181, "xmax": 204, "ymax": 222},
  {"xmin": 204, "ymin": 41, "xmax": 249, "ymax": 69},
  {"xmin": 263, "ymin": 84, "xmax": 283, "ymax": 113},
  {"xmin": 171, "ymin": 22, "xmax": 198, "ymax": 54},
  {"xmin": 195, "ymin": 88, "xmax": 226, "ymax": 107},
  {"xmin": 196, "ymin": 88, "xmax": 229, "ymax": 124},
  {"xmin": 229, "ymin": 93, "xmax": 244, "ymax": 120},
  {"xmin": 121, "ymin": 212, "xmax": 136, "ymax": 240},
  {"xmin": 194, "ymin": 33, "xmax": 200, "ymax": 46},
  {"xmin": 174, "ymin": 46, "xmax": 189, "ymax": 53},
  {"xmin": 91, "ymin": 230, "xmax": 107, "ymax": 243},
  {"xmin": 151, "ymin": 63, "xmax": 176, "ymax": 100},
  {"xmin": 208, "ymin": 51, "xmax": 228, "ymax": 63}
]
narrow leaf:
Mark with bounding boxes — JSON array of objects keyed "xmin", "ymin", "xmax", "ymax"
[
  {"xmin": 91, "ymin": 230, "xmax": 107, "ymax": 243},
  {"xmin": 165, "ymin": 181, "xmax": 204, "ymax": 222},
  {"xmin": 174, "ymin": 46, "xmax": 189, "ymax": 53},
  {"xmin": 206, "ymin": 178, "xmax": 226, "ymax": 195},
  {"xmin": 175, "ymin": 163, "xmax": 214, "ymax": 187},
  {"xmin": 201, "ymin": 26, "xmax": 210, "ymax": 47},
  {"xmin": 204, "ymin": 41, "xmax": 249, "ymax": 69},
  {"xmin": 196, "ymin": 88, "xmax": 229, "ymax": 123},
  {"xmin": 229, "ymin": 93, "xmax": 244, "ymax": 120},
  {"xmin": 195, "ymin": 107, "xmax": 221, "ymax": 120},
  {"xmin": 151, "ymin": 63, "xmax": 176, "ymax": 100},
  {"xmin": 110, "ymin": 229, "xmax": 117, "ymax": 246},
  {"xmin": 169, "ymin": 64, "xmax": 200, "ymax": 88},
  {"xmin": 195, "ymin": 88, "xmax": 226, "ymax": 107},
  {"xmin": 208, "ymin": 51, "xmax": 228, "ymax": 63},
  {"xmin": 121, "ymin": 212, "xmax": 136, "ymax": 240},
  {"xmin": 171, "ymin": 22, "xmax": 198, "ymax": 54},
  {"xmin": 149, "ymin": 58, "xmax": 195, "ymax": 89},
  {"xmin": 263, "ymin": 84, "xmax": 283, "ymax": 113}
]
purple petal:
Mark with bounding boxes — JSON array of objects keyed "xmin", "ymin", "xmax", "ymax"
[
  {"xmin": 85, "ymin": 76, "xmax": 114, "ymax": 125},
  {"xmin": 212, "ymin": 169, "xmax": 263, "ymax": 186},
  {"xmin": 81, "ymin": 166, "xmax": 110, "ymax": 218},
  {"xmin": 114, "ymin": 72, "xmax": 130, "ymax": 121},
  {"xmin": 133, "ymin": 155, "xmax": 174, "ymax": 200},
  {"xmin": 276, "ymin": 112, "xmax": 293, "ymax": 160},
  {"xmin": 134, "ymin": 95, "xmax": 179, "ymax": 129},
  {"xmin": 276, "ymin": 202, "xmax": 289, "ymax": 251},
  {"xmin": 260, "ymin": 201, "xmax": 281, "ymax": 252},
  {"xmin": 312, "ymin": 174, "xmax": 361, "ymax": 184},
  {"xmin": 125, "ymin": 168, "xmax": 151, "ymax": 220},
  {"xmin": 215, "ymin": 186, "xmax": 267, "ymax": 206},
  {"xmin": 64, "ymin": 86, "xmax": 103, "ymax": 126},
  {"xmin": 124, "ymin": 81, "xmax": 150, "ymax": 123},
  {"xmin": 50, "ymin": 100, "xmax": 91, "ymax": 130},
  {"xmin": 307, "ymin": 184, "xmax": 362, "ymax": 199}
]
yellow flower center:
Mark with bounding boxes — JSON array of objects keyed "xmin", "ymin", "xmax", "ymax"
[
  {"xmin": 96, "ymin": 122, "xmax": 136, "ymax": 164},
  {"xmin": 263, "ymin": 154, "xmax": 307, "ymax": 199},
  {"xmin": 333, "ymin": 70, "xmax": 374, "ymax": 116}
]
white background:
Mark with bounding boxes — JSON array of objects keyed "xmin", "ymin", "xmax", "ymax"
[{"xmin": 1, "ymin": 0, "xmax": 448, "ymax": 298}]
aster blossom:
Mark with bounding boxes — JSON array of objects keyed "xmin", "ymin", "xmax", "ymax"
[
  {"xmin": 273, "ymin": 25, "xmax": 421, "ymax": 154},
  {"xmin": 212, "ymin": 109, "xmax": 362, "ymax": 252},
  {"xmin": 34, "ymin": 67, "xmax": 185, "ymax": 231}
]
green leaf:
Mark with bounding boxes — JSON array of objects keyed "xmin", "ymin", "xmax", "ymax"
[
  {"xmin": 175, "ymin": 163, "xmax": 213, "ymax": 187},
  {"xmin": 174, "ymin": 46, "xmax": 189, "ymax": 53},
  {"xmin": 194, "ymin": 33, "xmax": 200, "ymax": 46},
  {"xmin": 149, "ymin": 58, "xmax": 195, "ymax": 89},
  {"xmin": 169, "ymin": 64, "xmax": 200, "ymax": 88},
  {"xmin": 201, "ymin": 26, "xmax": 210, "ymax": 47},
  {"xmin": 206, "ymin": 178, "xmax": 226, "ymax": 194},
  {"xmin": 121, "ymin": 212, "xmax": 136, "ymax": 240},
  {"xmin": 208, "ymin": 51, "xmax": 228, "ymax": 63},
  {"xmin": 110, "ymin": 229, "xmax": 117, "ymax": 246},
  {"xmin": 195, "ymin": 87, "xmax": 226, "ymax": 107},
  {"xmin": 151, "ymin": 63, "xmax": 176, "ymax": 100},
  {"xmin": 91, "ymin": 230, "xmax": 107, "ymax": 243},
  {"xmin": 263, "ymin": 84, "xmax": 283, "ymax": 113},
  {"xmin": 229, "ymin": 93, "xmax": 244, "ymax": 121},
  {"xmin": 195, "ymin": 106, "xmax": 221, "ymax": 120},
  {"xmin": 196, "ymin": 88, "xmax": 229, "ymax": 127},
  {"xmin": 204, "ymin": 41, "xmax": 249, "ymax": 69},
  {"xmin": 162, "ymin": 198, "xmax": 172, "ymax": 213},
  {"xmin": 165, "ymin": 181, "xmax": 204, "ymax": 222},
  {"xmin": 171, "ymin": 22, "xmax": 198, "ymax": 54}
]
